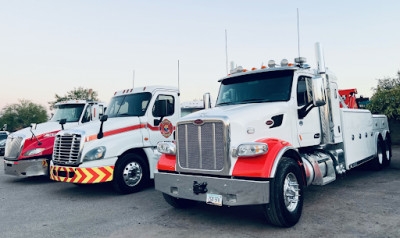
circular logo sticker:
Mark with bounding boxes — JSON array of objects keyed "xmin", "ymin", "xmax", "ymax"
[{"xmin": 160, "ymin": 119, "xmax": 174, "ymax": 138}]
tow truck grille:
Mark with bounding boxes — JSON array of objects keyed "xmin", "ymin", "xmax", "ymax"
[
  {"xmin": 53, "ymin": 134, "xmax": 82, "ymax": 165},
  {"xmin": 177, "ymin": 120, "xmax": 226, "ymax": 171},
  {"xmin": 4, "ymin": 136, "xmax": 25, "ymax": 160}
]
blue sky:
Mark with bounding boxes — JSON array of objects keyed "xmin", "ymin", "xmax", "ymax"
[{"xmin": 1, "ymin": 0, "xmax": 399, "ymax": 110}]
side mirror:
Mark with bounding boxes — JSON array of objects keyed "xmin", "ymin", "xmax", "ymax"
[
  {"xmin": 97, "ymin": 115, "xmax": 108, "ymax": 139},
  {"xmin": 203, "ymin": 92, "xmax": 211, "ymax": 109},
  {"xmin": 59, "ymin": 118, "xmax": 67, "ymax": 130},
  {"xmin": 312, "ymin": 76, "xmax": 326, "ymax": 107},
  {"xmin": 100, "ymin": 115, "xmax": 108, "ymax": 122},
  {"xmin": 30, "ymin": 123, "xmax": 37, "ymax": 130}
]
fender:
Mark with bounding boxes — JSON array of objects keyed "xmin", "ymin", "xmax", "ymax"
[
  {"xmin": 157, "ymin": 154, "xmax": 176, "ymax": 172},
  {"xmin": 232, "ymin": 138, "xmax": 295, "ymax": 178}
]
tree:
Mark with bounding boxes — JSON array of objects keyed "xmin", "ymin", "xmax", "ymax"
[
  {"xmin": 0, "ymin": 100, "xmax": 48, "ymax": 132},
  {"xmin": 48, "ymin": 87, "xmax": 99, "ymax": 110},
  {"xmin": 367, "ymin": 72, "xmax": 400, "ymax": 120}
]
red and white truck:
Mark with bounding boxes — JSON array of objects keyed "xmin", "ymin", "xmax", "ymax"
[
  {"xmin": 50, "ymin": 86, "xmax": 183, "ymax": 193},
  {"xmin": 3, "ymin": 100, "xmax": 106, "ymax": 177},
  {"xmin": 154, "ymin": 43, "xmax": 392, "ymax": 227}
]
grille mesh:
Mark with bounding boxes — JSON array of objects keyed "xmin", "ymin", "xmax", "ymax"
[
  {"xmin": 53, "ymin": 134, "xmax": 82, "ymax": 165},
  {"xmin": 4, "ymin": 136, "xmax": 24, "ymax": 160},
  {"xmin": 178, "ymin": 121, "xmax": 225, "ymax": 171}
]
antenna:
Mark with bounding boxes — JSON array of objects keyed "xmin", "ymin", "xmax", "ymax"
[
  {"xmin": 297, "ymin": 8, "xmax": 301, "ymax": 58},
  {"xmin": 177, "ymin": 60, "xmax": 180, "ymax": 96},
  {"xmin": 132, "ymin": 70, "xmax": 135, "ymax": 89},
  {"xmin": 225, "ymin": 29, "xmax": 229, "ymax": 75}
]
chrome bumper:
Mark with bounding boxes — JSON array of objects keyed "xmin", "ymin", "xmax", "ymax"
[
  {"xmin": 3, "ymin": 158, "xmax": 49, "ymax": 177},
  {"xmin": 155, "ymin": 172, "xmax": 270, "ymax": 206}
]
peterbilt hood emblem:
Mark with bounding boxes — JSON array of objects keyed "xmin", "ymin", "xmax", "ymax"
[{"xmin": 193, "ymin": 119, "xmax": 204, "ymax": 125}]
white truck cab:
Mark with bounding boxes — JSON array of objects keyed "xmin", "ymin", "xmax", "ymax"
[
  {"xmin": 3, "ymin": 100, "xmax": 106, "ymax": 177},
  {"xmin": 50, "ymin": 86, "xmax": 180, "ymax": 194},
  {"xmin": 154, "ymin": 43, "xmax": 391, "ymax": 227}
]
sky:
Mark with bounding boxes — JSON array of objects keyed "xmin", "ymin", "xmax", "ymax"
[{"xmin": 1, "ymin": 0, "xmax": 399, "ymax": 111}]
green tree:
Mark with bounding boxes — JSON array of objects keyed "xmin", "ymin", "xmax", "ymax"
[
  {"xmin": 0, "ymin": 100, "xmax": 48, "ymax": 132},
  {"xmin": 48, "ymin": 87, "xmax": 99, "ymax": 110},
  {"xmin": 367, "ymin": 71, "xmax": 400, "ymax": 120}
]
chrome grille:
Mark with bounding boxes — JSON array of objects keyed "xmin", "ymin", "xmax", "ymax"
[
  {"xmin": 177, "ymin": 120, "xmax": 226, "ymax": 171},
  {"xmin": 53, "ymin": 134, "xmax": 82, "ymax": 165},
  {"xmin": 4, "ymin": 136, "xmax": 25, "ymax": 160}
]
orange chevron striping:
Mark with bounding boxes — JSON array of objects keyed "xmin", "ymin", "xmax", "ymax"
[
  {"xmin": 51, "ymin": 165, "xmax": 115, "ymax": 184},
  {"xmin": 87, "ymin": 168, "xmax": 100, "ymax": 183},
  {"xmin": 77, "ymin": 168, "xmax": 88, "ymax": 183}
]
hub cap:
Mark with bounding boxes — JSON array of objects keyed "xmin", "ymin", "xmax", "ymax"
[
  {"xmin": 283, "ymin": 172, "xmax": 300, "ymax": 212},
  {"xmin": 123, "ymin": 162, "xmax": 142, "ymax": 187}
]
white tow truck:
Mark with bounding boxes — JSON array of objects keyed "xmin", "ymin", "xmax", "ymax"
[
  {"xmin": 154, "ymin": 43, "xmax": 392, "ymax": 227},
  {"xmin": 3, "ymin": 100, "xmax": 106, "ymax": 177},
  {"xmin": 50, "ymin": 86, "xmax": 184, "ymax": 194}
]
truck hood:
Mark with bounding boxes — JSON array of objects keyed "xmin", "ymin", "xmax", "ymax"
[
  {"xmin": 181, "ymin": 102, "xmax": 294, "ymax": 146},
  {"xmin": 10, "ymin": 121, "xmax": 79, "ymax": 139}
]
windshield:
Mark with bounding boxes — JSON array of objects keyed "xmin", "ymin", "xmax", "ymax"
[
  {"xmin": 106, "ymin": 92, "xmax": 152, "ymax": 118},
  {"xmin": 0, "ymin": 134, "xmax": 7, "ymax": 140},
  {"xmin": 50, "ymin": 104, "xmax": 85, "ymax": 122},
  {"xmin": 216, "ymin": 70, "xmax": 294, "ymax": 106}
]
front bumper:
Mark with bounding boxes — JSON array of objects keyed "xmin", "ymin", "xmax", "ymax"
[
  {"xmin": 50, "ymin": 163, "xmax": 114, "ymax": 184},
  {"xmin": 4, "ymin": 158, "xmax": 49, "ymax": 177},
  {"xmin": 155, "ymin": 172, "xmax": 270, "ymax": 206}
]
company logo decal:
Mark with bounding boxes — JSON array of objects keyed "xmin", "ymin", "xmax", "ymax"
[
  {"xmin": 160, "ymin": 119, "xmax": 173, "ymax": 138},
  {"xmin": 193, "ymin": 119, "xmax": 204, "ymax": 125}
]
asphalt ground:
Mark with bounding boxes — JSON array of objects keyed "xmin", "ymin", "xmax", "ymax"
[{"xmin": 1, "ymin": 146, "xmax": 399, "ymax": 238}]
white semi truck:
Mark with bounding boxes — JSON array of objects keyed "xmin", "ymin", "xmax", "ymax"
[
  {"xmin": 4, "ymin": 100, "xmax": 106, "ymax": 177},
  {"xmin": 154, "ymin": 43, "xmax": 392, "ymax": 227},
  {"xmin": 50, "ymin": 86, "xmax": 183, "ymax": 194}
]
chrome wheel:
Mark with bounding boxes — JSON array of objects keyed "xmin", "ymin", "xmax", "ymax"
[
  {"xmin": 123, "ymin": 162, "xmax": 142, "ymax": 187},
  {"xmin": 283, "ymin": 172, "xmax": 300, "ymax": 212}
]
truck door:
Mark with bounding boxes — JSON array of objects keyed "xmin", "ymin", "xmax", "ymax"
[
  {"xmin": 147, "ymin": 94, "xmax": 179, "ymax": 146},
  {"xmin": 296, "ymin": 76, "xmax": 321, "ymax": 147}
]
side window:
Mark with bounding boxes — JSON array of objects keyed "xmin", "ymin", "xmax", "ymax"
[
  {"xmin": 81, "ymin": 106, "xmax": 91, "ymax": 123},
  {"xmin": 297, "ymin": 76, "xmax": 311, "ymax": 106},
  {"xmin": 152, "ymin": 95, "xmax": 175, "ymax": 117}
]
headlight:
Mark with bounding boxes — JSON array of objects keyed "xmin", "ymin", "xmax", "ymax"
[
  {"xmin": 236, "ymin": 143, "xmax": 268, "ymax": 157},
  {"xmin": 157, "ymin": 142, "xmax": 176, "ymax": 155},
  {"xmin": 23, "ymin": 148, "xmax": 45, "ymax": 156},
  {"xmin": 44, "ymin": 132, "xmax": 57, "ymax": 138},
  {"xmin": 0, "ymin": 140, "xmax": 6, "ymax": 146},
  {"xmin": 83, "ymin": 146, "xmax": 106, "ymax": 162}
]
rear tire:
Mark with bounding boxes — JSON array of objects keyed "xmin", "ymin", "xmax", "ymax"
[
  {"xmin": 162, "ymin": 193, "xmax": 196, "ymax": 209},
  {"xmin": 112, "ymin": 153, "xmax": 149, "ymax": 194},
  {"xmin": 383, "ymin": 136, "xmax": 392, "ymax": 167},
  {"xmin": 370, "ymin": 139, "xmax": 385, "ymax": 171},
  {"xmin": 263, "ymin": 157, "xmax": 304, "ymax": 227}
]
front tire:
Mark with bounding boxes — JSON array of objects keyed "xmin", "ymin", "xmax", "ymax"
[
  {"xmin": 112, "ymin": 153, "xmax": 149, "ymax": 194},
  {"xmin": 263, "ymin": 157, "xmax": 304, "ymax": 227},
  {"xmin": 162, "ymin": 193, "xmax": 196, "ymax": 209}
]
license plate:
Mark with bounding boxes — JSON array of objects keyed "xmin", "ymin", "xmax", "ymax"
[{"xmin": 206, "ymin": 194, "xmax": 222, "ymax": 206}]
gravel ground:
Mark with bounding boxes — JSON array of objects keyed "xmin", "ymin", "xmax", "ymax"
[{"xmin": 1, "ymin": 146, "xmax": 399, "ymax": 238}]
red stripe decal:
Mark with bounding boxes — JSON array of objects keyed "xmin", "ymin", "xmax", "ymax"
[
  {"xmin": 147, "ymin": 123, "xmax": 160, "ymax": 131},
  {"xmin": 86, "ymin": 124, "xmax": 146, "ymax": 142}
]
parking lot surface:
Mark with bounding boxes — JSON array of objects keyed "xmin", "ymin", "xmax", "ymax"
[{"xmin": 1, "ymin": 146, "xmax": 399, "ymax": 238}]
